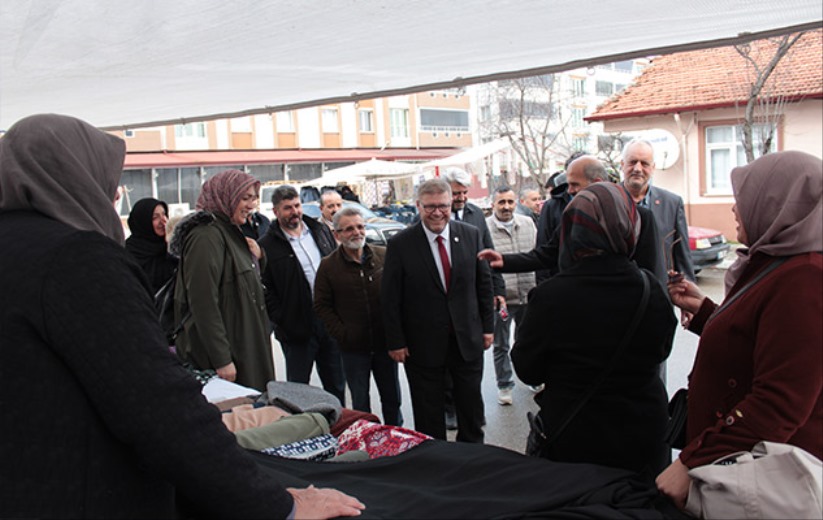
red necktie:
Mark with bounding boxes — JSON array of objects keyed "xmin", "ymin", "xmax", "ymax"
[{"xmin": 436, "ymin": 235, "xmax": 451, "ymax": 292}]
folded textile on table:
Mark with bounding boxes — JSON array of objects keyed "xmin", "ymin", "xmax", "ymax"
[
  {"xmin": 221, "ymin": 404, "xmax": 291, "ymax": 433},
  {"xmin": 259, "ymin": 381, "xmax": 342, "ymax": 425},
  {"xmin": 234, "ymin": 412, "xmax": 329, "ymax": 451},
  {"xmin": 337, "ymin": 419, "xmax": 431, "ymax": 459},
  {"xmin": 261, "ymin": 433, "xmax": 338, "ymax": 461},
  {"xmin": 201, "ymin": 378, "xmax": 261, "ymax": 403},
  {"xmin": 330, "ymin": 408, "xmax": 381, "ymax": 436}
]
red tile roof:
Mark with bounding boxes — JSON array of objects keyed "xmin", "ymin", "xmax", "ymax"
[{"xmin": 588, "ymin": 30, "xmax": 823, "ymax": 121}]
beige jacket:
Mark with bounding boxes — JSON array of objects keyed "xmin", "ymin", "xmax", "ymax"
[{"xmin": 487, "ymin": 213, "xmax": 537, "ymax": 305}]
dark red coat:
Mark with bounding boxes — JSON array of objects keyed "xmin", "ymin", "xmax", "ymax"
[{"xmin": 680, "ymin": 252, "xmax": 823, "ymax": 467}]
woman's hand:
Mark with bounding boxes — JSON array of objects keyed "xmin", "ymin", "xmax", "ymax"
[
  {"xmin": 216, "ymin": 362, "xmax": 237, "ymax": 382},
  {"xmin": 656, "ymin": 458, "xmax": 691, "ymax": 510},
  {"xmin": 668, "ymin": 275, "xmax": 705, "ymax": 314},
  {"xmin": 245, "ymin": 238, "xmax": 262, "ymax": 260},
  {"xmin": 288, "ymin": 485, "xmax": 365, "ymax": 519}
]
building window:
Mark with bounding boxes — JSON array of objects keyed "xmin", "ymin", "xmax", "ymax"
[
  {"xmin": 174, "ymin": 123, "xmax": 206, "ymax": 138},
  {"xmin": 705, "ymin": 123, "xmax": 777, "ymax": 194},
  {"xmin": 571, "ymin": 108, "xmax": 586, "ymax": 128},
  {"xmin": 390, "ymin": 108, "xmax": 409, "ymax": 138},
  {"xmin": 359, "ymin": 109, "xmax": 373, "ymax": 132},
  {"xmin": 276, "ymin": 111, "xmax": 294, "ymax": 132},
  {"xmin": 231, "ymin": 116, "xmax": 252, "ymax": 132},
  {"xmin": 419, "ymin": 109, "xmax": 469, "ymax": 132},
  {"xmin": 595, "ymin": 81, "xmax": 614, "ymax": 97},
  {"xmin": 321, "ymin": 108, "xmax": 339, "ymax": 133},
  {"xmin": 571, "ymin": 78, "xmax": 586, "ymax": 97},
  {"xmin": 572, "ymin": 136, "xmax": 589, "ymax": 153}
]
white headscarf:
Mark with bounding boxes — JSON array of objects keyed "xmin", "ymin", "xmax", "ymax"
[{"xmin": 0, "ymin": 114, "xmax": 127, "ymax": 244}]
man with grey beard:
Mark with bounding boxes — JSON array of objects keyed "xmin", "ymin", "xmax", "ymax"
[{"xmin": 313, "ymin": 207, "xmax": 403, "ymax": 426}]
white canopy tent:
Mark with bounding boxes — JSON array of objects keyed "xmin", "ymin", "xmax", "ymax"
[
  {"xmin": 1, "ymin": 1, "xmax": 820, "ymax": 131},
  {"xmin": 303, "ymin": 159, "xmax": 421, "ymax": 187}
]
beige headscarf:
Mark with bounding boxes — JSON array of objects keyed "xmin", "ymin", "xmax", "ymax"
[
  {"xmin": 0, "ymin": 114, "xmax": 127, "ymax": 244},
  {"xmin": 726, "ymin": 150, "xmax": 823, "ymax": 291}
]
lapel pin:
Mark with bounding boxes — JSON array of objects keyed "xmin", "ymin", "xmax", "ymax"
[
  {"xmin": 454, "ymin": 236, "xmax": 460, "ymax": 243},
  {"xmin": 655, "ymin": 199, "xmax": 661, "ymax": 205}
]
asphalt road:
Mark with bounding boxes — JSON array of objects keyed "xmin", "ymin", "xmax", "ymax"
[{"xmin": 271, "ymin": 262, "xmax": 730, "ymax": 453}]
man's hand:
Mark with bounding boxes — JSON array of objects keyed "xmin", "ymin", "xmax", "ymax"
[
  {"xmin": 656, "ymin": 458, "xmax": 691, "ymax": 510},
  {"xmin": 389, "ymin": 348, "xmax": 409, "ymax": 363},
  {"xmin": 216, "ymin": 362, "xmax": 237, "ymax": 382},
  {"xmin": 478, "ymin": 249, "xmax": 503, "ymax": 269},
  {"xmin": 494, "ymin": 295, "xmax": 507, "ymax": 310},
  {"xmin": 288, "ymin": 485, "xmax": 365, "ymax": 519},
  {"xmin": 483, "ymin": 333, "xmax": 493, "ymax": 350}
]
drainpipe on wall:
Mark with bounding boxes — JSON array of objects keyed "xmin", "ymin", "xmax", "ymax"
[{"xmin": 673, "ymin": 112, "xmax": 695, "ymax": 223}]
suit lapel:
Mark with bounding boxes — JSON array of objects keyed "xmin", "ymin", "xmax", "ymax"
[
  {"xmin": 413, "ymin": 224, "xmax": 447, "ymax": 293},
  {"xmin": 449, "ymin": 221, "xmax": 464, "ymax": 281}
]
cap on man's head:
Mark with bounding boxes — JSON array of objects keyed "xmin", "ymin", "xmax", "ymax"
[{"xmin": 441, "ymin": 167, "xmax": 472, "ymax": 187}]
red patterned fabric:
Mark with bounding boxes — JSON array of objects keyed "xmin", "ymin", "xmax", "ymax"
[
  {"xmin": 337, "ymin": 419, "xmax": 432, "ymax": 459},
  {"xmin": 329, "ymin": 408, "xmax": 380, "ymax": 436}
]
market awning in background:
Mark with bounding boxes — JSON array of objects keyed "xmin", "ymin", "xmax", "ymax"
[
  {"xmin": 303, "ymin": 159, "xmax": 422, "ymax": 187},
  {"xmin": 1, "ymin": 1, "xmax": 820, "ymax": 130}
]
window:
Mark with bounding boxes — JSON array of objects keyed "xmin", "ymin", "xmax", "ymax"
[
  {"xmin": 124, "ymin": 129, "xmax": 135, "ymax": 138},
  {"xmin": 390, "ymin": 108, "xmax": 409, "ymax": 138},
  {"xmin": 359, "ymin": 109, "xmax": 373, "ymax": 132},
  {"xmin": 118, "ymin": 169, "xmax": 153, "ymax": 217},
  {"xmin": 705, "ymin": 123, "xmax": 777, "ymax": 194},
  {"xmin": 571, "ymin": 108, "xmax": 586, "ymax": 128},
  {"xmin": 614, "ymin": 60, "xmax": 634, "ymax": 73},
  {"xmin": 479, "ymin": 105, "xmax": 492, "ymax": 122},
  {"xmin": 276, "ymin": 111, "xmax": 294, "ymax": 132},
  {"xmin": 174, "ymin": 123, "xmax": 206, "ymax": 138},
  {"xmin": 572, "ymin": 136, "xmax": 589, "ymax": 152},
  {"xmin": 419, "ymin": 109, "xmax": 469, "ymax": 131},
  {"xmin": 231, "ymin": 116, "xmax": 252, "ymax": 132},
  {"xmin": 321, "ymin": 108, "xmax": 339, "ymax": 133},
  {"xmin": 595, "ymin": 81, "xmax": 614, "ymax": 97},
  {"xmin": 571, "ymin": 78, "xmax": 586, "ymax": 97}
]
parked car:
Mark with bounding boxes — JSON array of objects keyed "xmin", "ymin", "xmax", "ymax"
[
  {"xmin": 688, "ymin": 226, "xmax": 730, "ymax": 273},
  {"xmin": 301, "ymin": 200, "xmax": 406, "ymax": 246}
]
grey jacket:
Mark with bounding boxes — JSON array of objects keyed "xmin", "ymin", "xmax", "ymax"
[{"xmin": 487, "ymin": 213, "xmax": 537, "ymax": 305}]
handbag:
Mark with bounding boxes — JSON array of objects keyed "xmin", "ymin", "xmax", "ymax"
[
  {"xmin": 663, "ymin": 387, "xmax": 688, "ymax": 450},
  {"xmin": 525, "ymin": 270, "xmax": 651, "ymax": 457},
  {"xmin": 685, "ymin": 441, "xmax": 823, "ymax": 519},
  {"xmin": 154, "ymin": 268, "xmax": 191, "ymax": 344}
]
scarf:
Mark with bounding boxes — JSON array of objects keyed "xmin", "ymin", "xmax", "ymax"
[{"xmin": 196, "ymin": 169, "xmax": 260, "ymax": 220}]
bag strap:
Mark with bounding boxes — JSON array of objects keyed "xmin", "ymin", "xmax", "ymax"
[
  {"xmin": 545, "ymin": 269, "xmax": 651, "ymax": 446},
  {"xmin": 705, "ymin": 257, "xmax": 787, "ymax": 327}
]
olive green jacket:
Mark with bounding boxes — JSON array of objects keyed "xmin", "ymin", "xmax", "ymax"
[{"xmin": 173, "ymin": 212, "xmax": 274, "ymax": 391}]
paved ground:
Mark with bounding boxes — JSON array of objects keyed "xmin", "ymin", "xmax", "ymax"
[{"xmin": 271, "ymin": 261, "xmax": 730, "ymax": 454}]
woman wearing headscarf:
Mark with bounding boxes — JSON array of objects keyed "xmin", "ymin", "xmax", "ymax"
[
  {"xmin": 170, "ymin": 170, "xmax": 275, "ymax": 391},
  {"xmin": 657, "ymin": 150, "xmax": 823, "ymax": 509},
  {"xmin": 512, "ymin": 182, "xmax": 676, "ymax": 474},
  {"xmin": 0, "ymin": 114, "xmax": 364, "ymax": 519},
  {"xmin": 125, "ymin": 197, "xmax": 178, "ymax": 293}
]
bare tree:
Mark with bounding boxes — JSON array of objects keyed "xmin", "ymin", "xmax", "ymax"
[
  {"xmin": 734, "ymin": 32, "xmax": 804, "ymax": 163},
  {"xmin": 479, "ymin": 75, "xmax": 573, "ymax": 195}
]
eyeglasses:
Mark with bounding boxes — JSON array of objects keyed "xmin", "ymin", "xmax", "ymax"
[
  {"xmin": 421, "ymin": 204, "xmax": 451, "ymax": 214},
  {"xmin": 336, "ymin": 224, "xmax": 366, "ymax": 234}
]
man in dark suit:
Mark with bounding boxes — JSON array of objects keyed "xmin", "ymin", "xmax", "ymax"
[
  {"xmin": 621, "ymin": 139, "xmax": 695, "ymax": 286},
  {"xmin": 382, "ymin": 178, "xmax": 494, "ymax": 443}
]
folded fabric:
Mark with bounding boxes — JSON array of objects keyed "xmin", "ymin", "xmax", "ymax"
[
  {"xmin": 261, "ymin": 433, "xmax": 338, "ymax": 462},
  {"xmin": 221, "ymin": 404, "xmax": 291, "ymax": 433},
  {"xmin": 213, "ymin": 396, "xmax": 256, "ymax": 412},
  {"xmin": 330, "ymin": 408, "xmax": 381, "ymax": 436},
  {"xmin": 260, "ymin": 381, "xmax": 342, "ymax": 425},
  {"xmin": 337, "ymin": 419, "xmax": 432, "ymax": 459},
  {"xmin": 201, "ymin": 378, "xmax": 261, "ymax": 403},
  {"xmin": 234, "ymin": 412, "xmax": 329, "ymax": 451}
]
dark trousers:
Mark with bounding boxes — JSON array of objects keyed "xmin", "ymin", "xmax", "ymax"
[
  {"xmin": 404, "ymin": 335, "xmax": 484, "ymax": 443},
  {"xmin": 341, "ymin": 350, "xmax": 403, "ymax": 426},
  {"xmin": 280, "ymin": 317, "xmax": 346, "ymax": 406}
]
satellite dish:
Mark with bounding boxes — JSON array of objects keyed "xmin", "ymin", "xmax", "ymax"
[{"xmin": 637, "ymin": 129, "xmax": 680, "ymax": 169}]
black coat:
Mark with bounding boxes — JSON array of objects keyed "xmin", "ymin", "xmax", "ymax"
[
  {"xmin": 512, "ymin": 254, "xmax": 676, "ymax": 474},
  {"xmin": 382, "ymin": 221, "xmax": 494, "ymax": 367},
  {"xmin": 458, "ymin": 202, "xmax": 505, "ymax": 296},
  {"xmin": 0, "ymin": 211, "xmax": 292, "ymax": 519},
  {"xmin": 258, "ymin": 215, "xmax": 336, "ymax": 343}
]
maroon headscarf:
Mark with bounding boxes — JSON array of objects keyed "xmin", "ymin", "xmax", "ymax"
[
  {"xmin": 725, "ymin": 150, "xmax": 823, "ymax": 291},
  {"xmin": 558, "ymin": 182, "xmax": 641, "ymax": 272},
  {"xmin": 196, "ymin": 170, "xmax": 260, "ymax": 219}
]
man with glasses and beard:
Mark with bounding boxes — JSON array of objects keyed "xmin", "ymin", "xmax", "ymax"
[{"xmin": 314, "ymin": 207, "xmax": 403, "ymax": 426}]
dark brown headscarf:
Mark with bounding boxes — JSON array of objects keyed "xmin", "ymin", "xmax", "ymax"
[
  {"xmin": 726, "ymin": 150, "xmax": 823, "ymax": 291},
  {"xmin": 196, "ymin": 170, "xmax": 260, "ymax": 219},
  {"xmin": 0, "ymin": 114, "xmax": 126, "ymax": 243},
  {"xmin": 558, "ymin": 182, "xmax": 641, "ymax": 272}
]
